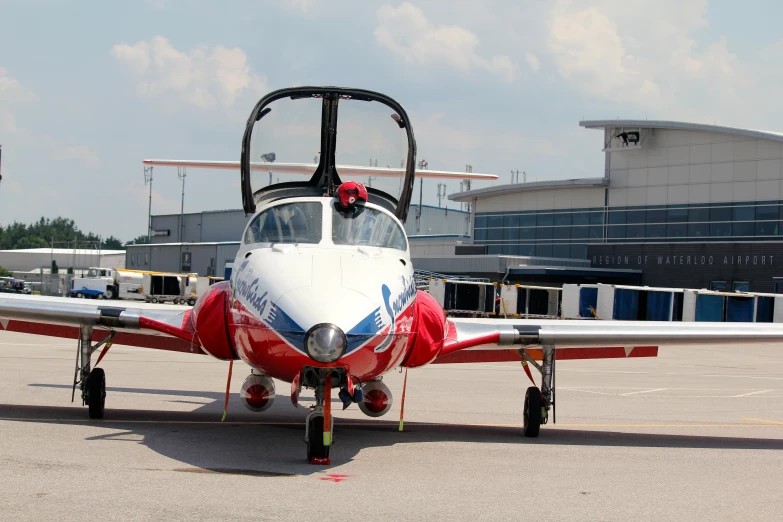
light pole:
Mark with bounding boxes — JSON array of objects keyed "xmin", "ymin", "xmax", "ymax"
[
  {"xmin": 144, "ymin": 165, "xmax": 153, "ymax": 242},
  {"xmin": 177, "ymin": 166, "xmax": 186, "ymax": 242}
]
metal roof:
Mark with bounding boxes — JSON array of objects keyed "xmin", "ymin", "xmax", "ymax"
[
  {"xmin": 448, "ymin": 177, "xmax": 608, "ymax": 202},
  {"xmin": 580, "ymin": 119, "xmax": 783, "ymax": 143}
]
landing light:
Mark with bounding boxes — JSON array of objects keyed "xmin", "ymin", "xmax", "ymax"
[{"xmin": 305, "ymin": 324, "xmax": 347, "ymax": 363}]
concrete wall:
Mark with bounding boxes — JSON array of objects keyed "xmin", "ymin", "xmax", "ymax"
[
  {"xmin": 474, "ymin": 187, "xmax": 606, "ymax": 213},
  {"xmin": 607, "ymin": 129, "xmax": 783, "ymax": 207}
]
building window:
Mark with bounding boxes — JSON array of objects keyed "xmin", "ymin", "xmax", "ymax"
[
  {"xmin": 626, "ymin": 224, "xmax": 644, "ymax": 239},
  {"xmin": 589, "ymin": 210, "xmax": 605, "ymax": 225},
  {"xmin": 688, "ymin": 222, "xmax": 709, "ymax": 238},
  {"xmin": 144, "ymin": 253, "xmax": 149, "ymax": 265},
  {"xmin": 607, "ymin": 224, "xmax": 625, "ymax": 239},
  {"xmin": 571, "ymin": 226, "xmax": 589, "ymax": 240},
  {"xmin": 520, "ymin": 214, "xmax": 536, "ymax": 227},
  {"xmin": 755, "ymin": 221, "xmax": 779, "ymax": 236},
  {"xmin": 589, "ymin": 225, "xmax": 603, "ymax": 241},
  {"xmin": 733, "ymin": 205, "xmax": 754, "ymax": 222},
  {"xmin": 503, "ymin": 227, "xmax": 520, "ymax": 240},
  {"xmin": 645, "ymin": 224, "xmax": 666, "ymax": 239},
  {"xmin": 608, "ymin": 208, "xmax": 626, "ymax": 224},
  {"xmin": 536, "ymin": 213, "xmax": 554, "ymax": 226},
  {"xmin": 710, "ymin": 222, "xmax": 732, "ymax": 236},
  {"xmin": 626, "ymin": 209, "xmax": 646, "ymax": 224},
  {"xmin": 487, "ymin": 245, "xmax": 502, "ymax": 254},
  {"xmin": 710, "ymin": 205, "xmax": 732, "ymax": 222},
  {"xmin": 487, "ymin": 215, "xmax": 503, "ymax": 229},
  {"xmin": 733, "ymin": 281, "xmax": 750, "ymax": 292},
  {"xmin": 553, "ymin": 226, "xmax": 570, "ymax": 240},
  {"xmin": 535, "ymin": 244, "xmax": 553, "ymax": 257},
  {"xmin": 474, "ymin": 228, "xmax": 487, "ymax": 241},
  {"xmin": 570, "ymin": 243, "xmax": 588, "ymax": 259},
  {"xmin": 536, "ymin": 227, "xmax": 554, "ymax": 240},
  {"xmin": 518, "ymin": 244, "xmax": 535, "ymax": 256},
  {"xmin": 487, "ymin": 228, "xmax": 502, "ymax": 241},
  {"xmin": 666, "ymin": 207, "xmax": 688, "ymax": 223},
  {"xmin": 732, "ymin": 222, "xmax": 754, "ymax": 237},
  {"xmin": 710, "ymin": 281, "xmax": 728, "ymax": 291},
  {"xmin": 688, "ymin": 207, "xmax": 709, "ymax": 223},
  {"xmin": 572, "ymin": 212, "xmax": 589, "ymax": 226},
  {"xmin": 552, "ymin": 244, "xmax": 570, "ymax": 258},
  {"xmin": 755, "ymin": 204, "xmax": 779, "ymax": 222},
  {"xmin": 646, "ymin": 209, "xmax": 666, "ymax": 224},
  {"xmin": 474, "ymin": 216, "xmax": 488, "ymax": 229},
  {"xmin": 554, "ymin": 213, "xmax": 571, "ymax": 226},
  {"xmin": 502, "ymin": 244, "xmax": 518, "ymax": 255},
  {"xmin": 667, "ymin": 223, "xmax": 687, "ymax": 238},
  {"xmin": 519, "ymin": 228, "xmax": 535, "ymax": 240},
  {"xmin": 503, "ymin": 215, "xmax": 520, "ymax": 228}
]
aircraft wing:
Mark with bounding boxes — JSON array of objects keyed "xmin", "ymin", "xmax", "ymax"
[
  {"xmin": 0, "ymin": 293, "xmax": 201, "ymax": 354},
  {"xmin": 434, "ymin": 318, "xmax": 783, "ymax": 363},
  {"xmin": 142, "ymin": 159, "xmax": 498, "ymax": 181}
]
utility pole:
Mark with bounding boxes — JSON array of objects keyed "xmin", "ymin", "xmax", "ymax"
[
  {"xmin": 144, "ymin": 165, "xmax": 153, "ymax": 242},
  {"xmin": 416, "ymin": 179, "xmax": 423, "ymax": 232},
  {"xmin": 177, "ymin": 166, "xmax": 187, "ymax": 242}
]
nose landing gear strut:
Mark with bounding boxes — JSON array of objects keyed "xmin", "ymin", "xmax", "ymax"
[{"xmin": 300, "ymin": 366, "xmax": 359, "ymax": 464}]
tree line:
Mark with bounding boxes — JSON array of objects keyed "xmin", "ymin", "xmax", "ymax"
[{"xmin": 0, "ymin": 217, "xmax": 150, "ymax": 251}]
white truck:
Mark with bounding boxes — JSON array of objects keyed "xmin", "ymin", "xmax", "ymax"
[
  {"xmin": 141, "ymin": 274, "xmax": 224, "ymax": 305},
  {"xmin": 69, "ymin": 267, "xmax": 145, "ymax": 300}
]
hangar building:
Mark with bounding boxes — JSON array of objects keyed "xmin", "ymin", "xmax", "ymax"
[{"xmin": 451, "ymin": 120, "xmax": 783, "ymax": 293}]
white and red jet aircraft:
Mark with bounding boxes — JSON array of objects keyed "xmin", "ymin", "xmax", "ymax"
[{"xmin": 3, "ymin": 86, "xmax": 783, "ymax": 464}]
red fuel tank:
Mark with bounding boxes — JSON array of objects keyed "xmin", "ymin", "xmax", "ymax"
[
  {"xmin": 401, "ymin": 290, "xmax": 447, "ymax": 368},
  {"xmin": 191, "ymin": 280, "xmax": 236, "ymax": 360}
]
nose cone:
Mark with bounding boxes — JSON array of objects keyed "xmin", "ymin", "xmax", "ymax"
[{"xmin": 276, "ymin": 285, "xmax": 376, "ymax": 337}]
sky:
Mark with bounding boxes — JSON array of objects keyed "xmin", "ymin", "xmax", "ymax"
[{"xmin": 2, "ymin": 0, "xmax": 783, "ymax": 242}]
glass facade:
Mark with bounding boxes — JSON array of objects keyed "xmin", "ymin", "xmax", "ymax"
[{"xmin": 474, "ymin": 200, "xmax": 783, "ymax": 258}]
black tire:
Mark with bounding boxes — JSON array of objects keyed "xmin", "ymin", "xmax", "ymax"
[
  {"xmin": 523, "ymin": 386, "xmax": 542, "ymax": 437},
  {"xmin": 306, "ymin": 415, "xmax": 330, "ymax": 462},
  {"xmin": 151, "ymin": 297, "xmax": 158, "ymax": 304},
  {"xmin": 105, "ymin": 286, "xmax": 115, "ymax": 299},
  {"xmin": 87, "ymin": 367, "xmax": 106, "ymax": 419},
  {"xmin": 76, "ymin": 292, "xmax": 84, "ymax": 299},
  {"xmin": 187, "ymin": 299, "xmax": 196, "ymax": 306}
]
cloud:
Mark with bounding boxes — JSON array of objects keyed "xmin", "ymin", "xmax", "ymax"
[
  {"xmin": 545, "ymin": 0, "xmax": 764, "ymax": 119},
  {"xmin": 55, "ymin": 145, "xmax": 103, "ymax": 169},
  {"xmin": 111, "ymin": 36, "xmax": 266, "ymax": 109},
  {"xmin": 0, "ymin": 68, "xmax": 37, "ymax": 133},
  {"xmin": 525, "ymin": 52, "xmax": 540, "ymax": 72},
  {"xmin": 125, "ymin": 179, "xmax": 181, "ymax": 215},
  {"xmin": 374, "ymin": 3, "xmax": 517, "ymax": 81}
]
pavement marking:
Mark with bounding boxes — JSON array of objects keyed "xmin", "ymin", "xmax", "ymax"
[
  {"xmin": 620, "ymin": 388, "xmax": 668, "ymax": 396},
  {"xmin": 732, "ymin": 390, "xmax": 774, "ymax": 397},
  {"xmin": 702, "ymin": 374, "xmax": 783, "ymax": 380},
  {"xmin": 742, "ymin": 418, "xmax": 783, "ymax": 425}
]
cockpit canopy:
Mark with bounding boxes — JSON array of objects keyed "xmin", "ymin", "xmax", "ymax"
[
  {"xmin": 241, "ymin": 87, "xmax": 417, "ymax": 223},
  {"xmin": 244, "ymin": 198, "xmax": 407, "ymax": 252}
]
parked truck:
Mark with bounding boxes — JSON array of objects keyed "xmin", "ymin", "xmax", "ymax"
[{"xmin": 68, "ymin": 267, "xmax": 145, "ymax": 300}]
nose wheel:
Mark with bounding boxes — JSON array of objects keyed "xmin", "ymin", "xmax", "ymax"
[{"xmin": 306, "ymin": 414, "xmax": 330, "ymax": 462}]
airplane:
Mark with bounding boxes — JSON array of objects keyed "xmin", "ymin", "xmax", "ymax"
[{"xmin": 3, "ymin": 85, "xmax": 783, "ymax": 465}]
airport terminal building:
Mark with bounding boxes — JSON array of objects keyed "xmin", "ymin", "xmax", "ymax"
[{"xmin": 452, "ymin": 120, "xmax": 783, "ymax": 292}]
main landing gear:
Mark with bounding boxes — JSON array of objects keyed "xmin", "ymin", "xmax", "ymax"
[
  {"xmin": 519, "ymin": 345, "xmax": 555, "ymax": 438},
  {"xmin": 299, "ymin": 366, "xmax": 363, "ymax": 464},
  {"xmin": 72, "ymin": 325, "xmax": 115, "ymax": 419}
]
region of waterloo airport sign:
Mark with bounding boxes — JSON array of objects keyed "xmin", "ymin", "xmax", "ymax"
[{"xmin": 592, "ymin": 254, "xmax": 774, "ymax": 267}]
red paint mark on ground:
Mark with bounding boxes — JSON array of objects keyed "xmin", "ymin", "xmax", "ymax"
[{"xmin": 320, "ymin": 474, "xmax": 351, "ymax": 483}]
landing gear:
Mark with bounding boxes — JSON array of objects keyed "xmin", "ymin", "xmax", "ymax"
[
  {"xmin": 87, "ymin": 367, "xmax": 106, "ymax": 419},
  {"xmin": 306, "ymin": 411, "xmax": 330, "ymax": 462},
  {"xmin": 518, "ymin": 345, "xmax": 556, "ymax": 438},
  {"xmin": 523, "ymin": 386, "xmax": 541, "ymax": 437},
  {"xmin": 72, "ymin": 325, "xmax": 115, "ymax": 419},
  {"xmin": 300, "ymin": 366, "xmax": 356, "ymax": 465}
]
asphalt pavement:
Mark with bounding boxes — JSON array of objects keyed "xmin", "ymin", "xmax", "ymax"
[{"xmin": 0, "ymin": 330, "xmax": 781, "ymax": 521}]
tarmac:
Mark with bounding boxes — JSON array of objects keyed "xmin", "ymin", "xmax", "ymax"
[{"xmin": 0, "ymin": 329, "xmax": 781, "ymax": 521}]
